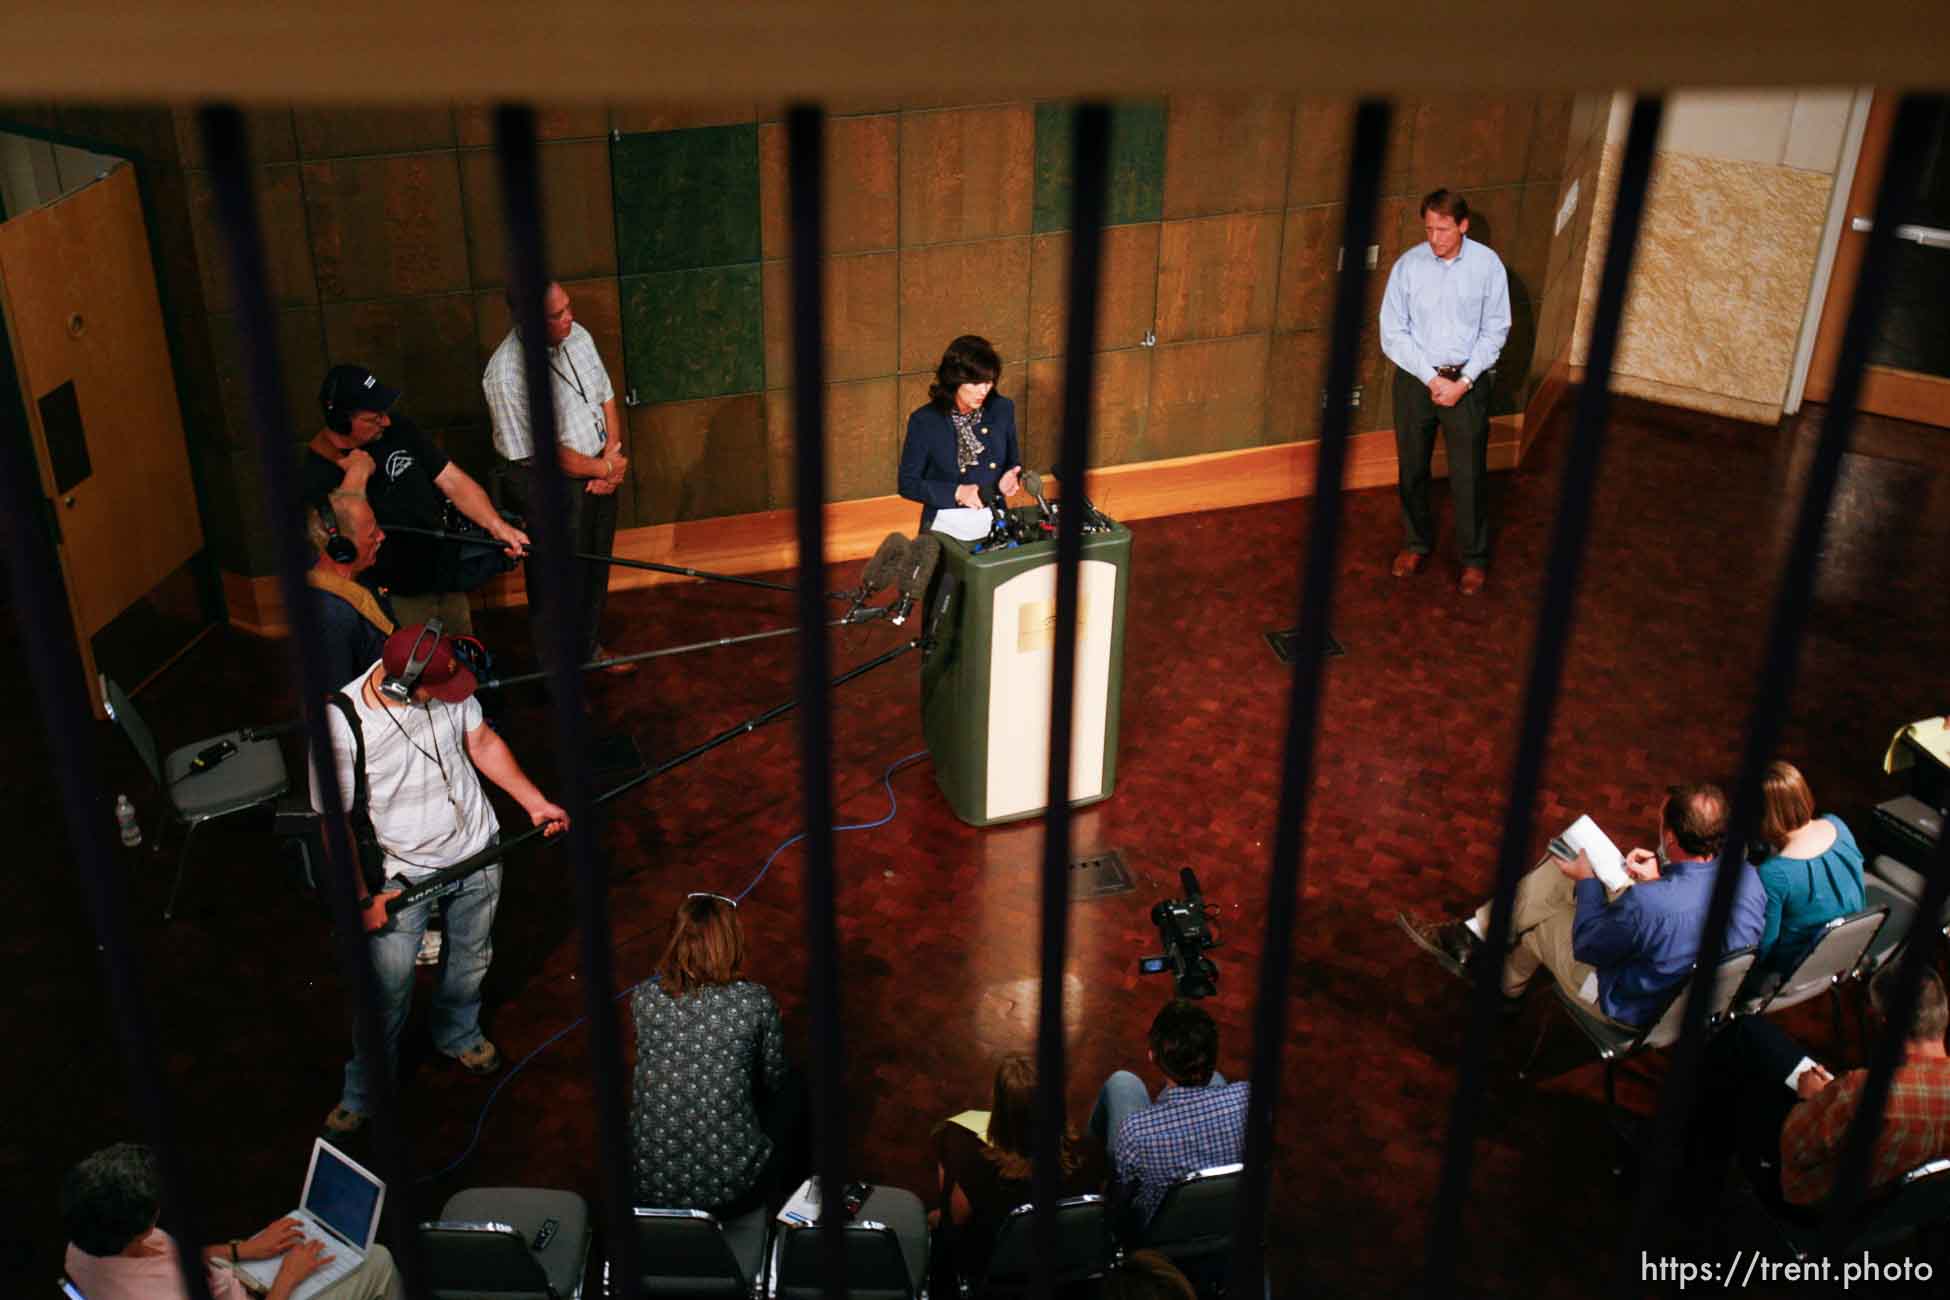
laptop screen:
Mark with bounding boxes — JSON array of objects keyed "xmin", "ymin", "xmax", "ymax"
[{"xmin": 303, "ymin": 1141, "xmax": 384, "ymax": 1249}]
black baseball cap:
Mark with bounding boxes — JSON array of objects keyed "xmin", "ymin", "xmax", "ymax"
[{"xmin": 320, "ymin": 364, "xmax": 402, "ymax": 418}]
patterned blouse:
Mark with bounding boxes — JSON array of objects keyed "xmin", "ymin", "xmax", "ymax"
[
  {"xmin": 948, "ymin": 406, "xmax": 984, "ymax": 473},
  {"xmin": 630, "ymin": 979, "xmax": 788, "ymax": 1210}
]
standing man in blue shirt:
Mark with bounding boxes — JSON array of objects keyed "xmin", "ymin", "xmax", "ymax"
[
  {"xmin": 1378, "ymin": 189, "xmax": 1512, "ymax": 595},
  {"xmin": 1402, "ymin": 782, "xmax": 1767, "ymax": 1027}
]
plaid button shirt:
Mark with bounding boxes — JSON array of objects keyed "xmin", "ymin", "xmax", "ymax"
[
  {"xmin": 1779, "ymin": 1057, "xmax": 1950, "ymax": 1204},
  {"xmin": 1111, "ymin": 1079, "xmax": 1250, "ymax": 1223},
  {"xmin": 483, "ymin": 321, "xmax": 613, "ymax": 461}
]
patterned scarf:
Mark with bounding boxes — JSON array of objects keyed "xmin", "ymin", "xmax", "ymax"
[{"xmin": 949, "ymin": 406, "xmax": 984, "ymax": 473}]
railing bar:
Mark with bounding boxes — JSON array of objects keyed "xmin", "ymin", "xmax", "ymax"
[
  {"xmin": 491, "ymin": 103, "xmax": 642, "ymax": 1300},
  {"xmin": 1028, "ymin": 99, "xmax": 1110, "ymax": 1300},
  {"xmin": 785, "ymin": 103, "xmax": 850, "ymax": 1300},
  {"xmin": 199, "ymin": 102, "xmax": 422, "ymax": 1290},
  {"xmin": 1228, "ymin": 97, "xmax": 1391, "ymax": 1296},
  {"xmin": 1422, "ymin": 94, "xmax": 1665, "ymax": 1300}
]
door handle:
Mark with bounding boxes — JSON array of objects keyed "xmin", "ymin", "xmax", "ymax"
[{"xmin": 1849, "ymin": 215, "xmax": 1950, "ymax": 249}]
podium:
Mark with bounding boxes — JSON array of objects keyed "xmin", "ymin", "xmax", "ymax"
[{"xmin": 920, "ymin": 514, "xmax": 1132, "ymax": 826}]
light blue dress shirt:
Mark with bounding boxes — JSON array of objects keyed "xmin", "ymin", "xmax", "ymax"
[{"xmin": 1378, "ymin": 235, "xmax": 1513, "ymax": 386}]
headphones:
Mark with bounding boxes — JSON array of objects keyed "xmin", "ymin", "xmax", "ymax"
[
  {"xmin": 314, "ymin": 496, "xmax": 358, "ymax": 565},
  {"xmin": 379, "ymin": 617, "xmax": 446, "ymax": 703},
  {"xmin": 321, "ymin": 383, "xmax": 351, "ymax": 435}
]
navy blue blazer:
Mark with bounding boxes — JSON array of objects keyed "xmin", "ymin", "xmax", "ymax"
[{"xmin": 897, "ymin": 394, "xmax": 1021, "ymax": 530}]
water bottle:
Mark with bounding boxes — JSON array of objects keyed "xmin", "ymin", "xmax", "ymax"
[{"xmin": 115, "ymin": 794, "xmax": 142, "ymax": 848}]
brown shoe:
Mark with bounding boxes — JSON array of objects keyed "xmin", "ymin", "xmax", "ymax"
[
  {"xmin": 1391, "ymin": 550, "xmax": 1427, "ymax": 578},
  {"xmin": 1397, "ymin": 912, "xmax": 1483, "ymax": 979},
  {"xmin": 594, "ymin": 645, "xmax": 638, "ymax": 676},
  {"xmin": 1458, "ymin": 566, "xmax": 1487, "ymax": 596},
  {"xmin": 449, "ymin": 1040, "xmax": 502, "ymax": 1076}
]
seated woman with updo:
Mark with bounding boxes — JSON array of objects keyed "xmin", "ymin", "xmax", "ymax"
[
  {"xmin": 930, "ymin": 1054, "xmax": 1107, "ymax": 1282},
  {"xmin": 1751, "ymin": 760, "xmax": 1865, "ymax": 984},
  {"xmin": 631, "ymin": 893, "xmax": 794, "ymax": 1214},
  {"xmin": 898, "ymin": 334, "xmax": 1022, "ymax": 531}
]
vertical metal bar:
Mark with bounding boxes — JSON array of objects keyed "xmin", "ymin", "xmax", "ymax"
[
  {"xmin": 492, "ymin": 103, "xmax": 642, "ymax": 1300},
  {"xmin": 1615, "ymin": 95, "xmax": 1943, "ymax": 1292},
  {"xmin": 199, "ymin": 103, "xmax": 422, "ymax": 1289},
  {"xmin": 1028, "ymin": 101, "xmax": 1108, "ymax": 1300},
  {"xmin": 1229, "ymin": 98, "xmax": 1390, "ymax": 1296},
  {"xmin": 785, "ymin": 103, "xmax": 849, "ymax": 1299},
  {"xmin": 1422, "ymin": 95, "xmax": 1664, "ymax": 1299},
  {"xmin": 1784, "ymin": 92, "xmax": 1945, "ymax": 1250},
  {"xmin": 0, "ymin": 207, "xmax": 215, "ymax": 1300}
]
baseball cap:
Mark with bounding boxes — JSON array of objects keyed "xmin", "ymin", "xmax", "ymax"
[
  {"xmin": 381, "ymin": 623, "xmax": 478, "ymax": 703},
  {"xmin": 320, "ymin": 364, "xmax": 402, "ymax": 418}
]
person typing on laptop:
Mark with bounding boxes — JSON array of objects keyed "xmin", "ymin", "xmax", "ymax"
[{"xmin": 60, "ymin": 1142, "xmax": 400, "ymax": 1300}]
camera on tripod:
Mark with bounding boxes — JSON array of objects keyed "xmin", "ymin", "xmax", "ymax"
[{"xmin": 1141, "ymin": 867, "xmax": 1219, "ymax": 999}]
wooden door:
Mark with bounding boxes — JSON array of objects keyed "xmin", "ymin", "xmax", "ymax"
[
  {"xmin": 1806, "ymin": 94, "xmax": 1950, "ymax": 426},
  {"xmin": 0, "ymin": 162, "xmax": 207, "ymax": 716}
]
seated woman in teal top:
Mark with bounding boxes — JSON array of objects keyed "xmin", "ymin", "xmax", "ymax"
[{"xmin": 1752, "ymin": 761, "xmax": 1865, "ymax": 982}]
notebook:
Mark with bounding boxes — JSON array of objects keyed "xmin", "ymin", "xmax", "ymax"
[{"xmin": 234, "ymin": 1139, "xmax": 386, "ymax": 1300}]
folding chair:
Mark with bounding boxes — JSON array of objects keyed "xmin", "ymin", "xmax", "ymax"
[
  {"xmin": 1743, "ymin": 907, "xmax": 1889, "ymax": 1048},
  {"xmin": 1133, "ymin": 1163, "xmax": 1249, "ymax": 1296},
  {"xmin": 767, "ymin": 1185, "xmax": 929, "ymax": 1299},
  {"xmin": 607, "ymin": 1205, "xmax": 768, "ymax": 1298},
  {"xmin": 100, "ymin": 673, "xmax": 289, "ymax": 919},
  {"xmin": 1760, "ymin": 1157, "xmax": 1950, "ymax": 1262},
  {"xmin": 1523, "ymin": 948, "xmax": 1757, "ymax": 1170},
  {"xmin": 976, "ymin": 1194, "xmax": 1115, "ymax": 1296},
  {"xmin": 421, "ymin": 1186, "xmax": 591, "ymax": 1299}
]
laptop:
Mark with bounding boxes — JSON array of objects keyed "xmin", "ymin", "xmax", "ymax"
[{"xmin": 234, "ymin": 1139, "xmax": 386, "ymax": 1300}]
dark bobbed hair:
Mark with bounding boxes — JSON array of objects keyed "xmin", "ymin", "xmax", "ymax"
[
  {"xmin": 656, "ymin": 894, "xmax": 745, "ymax": 995},
  {"xmin": 983, "ymin": 1053, "xmax": 1085, "ymax": 1180},
  {"xmin": 1419, "ymin": 187, "xmax": 1471, "ymax": 224},
  {"xmin": 1663, "ymin": 782, "xmax": 1729, "ymax": 859},
  {"xmin": 61, "ymin": 1142, "xmax": 161, "ymax": 1257},
  {"xmin": 928, "ymin": 335, "xmax": 1003, "ymax": 410},
  {"xmin": 1148, "ymin": 998, "xmax": 1219, "ymax": 1087}
]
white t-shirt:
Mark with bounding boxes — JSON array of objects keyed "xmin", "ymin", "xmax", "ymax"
[{"xmin": 308, "ymin": 664, "xmax": 499, "ymax": 880}]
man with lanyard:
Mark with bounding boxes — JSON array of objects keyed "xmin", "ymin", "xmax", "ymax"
[
  {"xmin": 301, "ymin": 364, "xmax": 529, "ymax": 636},
  {"xmin": 483, "ymin": 280, "xmax": 634, "ymax": 673},
  {"xmin": 1378, "ymin": 188, "xmax": 1512, "ymax": 595},
  {"xmin": 313, "ymin": 622, "xmax": 568, "ymax": 1138}
]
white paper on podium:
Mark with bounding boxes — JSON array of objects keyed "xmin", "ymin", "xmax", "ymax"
[{"xmin": 929, "ymin": 507, "xmax": 992, "ymax": 541}]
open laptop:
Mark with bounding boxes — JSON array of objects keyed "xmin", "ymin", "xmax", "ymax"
[{"xmin": 234, "ymin": 1139, "xmax": 386, "ymax": 1300}]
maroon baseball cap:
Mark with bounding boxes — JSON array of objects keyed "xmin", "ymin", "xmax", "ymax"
[{"xmin": 381, "ymin": 623, "xmax": 478, "ymax": 702}]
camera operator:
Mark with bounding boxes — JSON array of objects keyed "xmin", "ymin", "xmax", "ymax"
[{"xmin": 1086, "ymin": 1000, "xmax": 1249, "ymax": 1233}]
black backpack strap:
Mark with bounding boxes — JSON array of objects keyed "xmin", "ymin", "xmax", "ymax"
[{"xmin": 323, "ymin": 691, "xmax": 386, "ymax": 894}]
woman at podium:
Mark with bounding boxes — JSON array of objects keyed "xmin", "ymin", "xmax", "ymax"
[{"xmin": 898, "ymin": 334, "xmax": 1022, "ymax": 530}]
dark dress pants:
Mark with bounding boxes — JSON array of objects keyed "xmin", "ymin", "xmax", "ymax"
[
  {"xmin": 494, "ymin": 459, "xmax": 617, "ymax": 666},
  {"xmin": 1392, "ymin": 365, "xmax": 1492, "ymax": 566}
]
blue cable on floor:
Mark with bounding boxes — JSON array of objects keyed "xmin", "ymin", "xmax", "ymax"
[{"xmin": 419, "ymin": 748, "xmax": 931, "ymax": 1183}]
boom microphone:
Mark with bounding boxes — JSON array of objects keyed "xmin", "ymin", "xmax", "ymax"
[
  {"xmin": 888, "ymin": 535, "xmax": 941, "ymax": 625},
  {"xmin": 846, "ymin": 533, "xmax": 910, "ymax": 621}
]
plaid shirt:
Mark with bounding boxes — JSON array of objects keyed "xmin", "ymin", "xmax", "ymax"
[
  {"xmin": 1111, "ymin": 1079, "xmax": 1249, "ymax": 1223},
  {"xmin": 1779, "ymin": 1057, "xmax": 1950, "ymax": 1204},
  {"xmin": 483, "ymin": 321, "xmax": 613, "ymax": 461}
]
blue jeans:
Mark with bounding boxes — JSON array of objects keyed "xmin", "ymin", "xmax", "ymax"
[
  {"xmin": 341, "ymin": 860, "xmax": 502, "ymax": 1115},
  {"xmin": 1088, "ymin": 1068, "xmax": 1230, "ymax": 1144}
]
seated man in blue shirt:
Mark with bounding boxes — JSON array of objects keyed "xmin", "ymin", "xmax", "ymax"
[
  {"xmin": 1088, "ymin": 999, "xmax": 1249, "ymax": 1230},
  {"xmin": 1403, "ymin": 782, "xmax": 1767, "ymax": 1026}
]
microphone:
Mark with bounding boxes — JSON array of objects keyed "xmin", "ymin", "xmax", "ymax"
[
  {"xmin": 1047, "ymin": 465, "xmax": 1109, "ymax": 530},
  {"xmin": 1020, "ymin": 469, "xmax": 1055, "ymax": 528},
  {"xmin": 977, "ymin": 483, "xmax": 1017, "ymax": 543},
  {"xmin": 845, "ymin": 533, "xmax": 910, "ymax": 621},
  {"xmin": 888, "ymin": 536, "xmax": 941, "ymax": 625},
  {"xmin": 922, "ymin": 570, "xmax": 961, "ymax": 655}
]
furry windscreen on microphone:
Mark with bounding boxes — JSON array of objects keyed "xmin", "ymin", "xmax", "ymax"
[
  {"xmin": 860, "ymin": 532, "xmax": 910, "ymax": 594},
  {"xmin": 898, "ymin": 535, "xmax": 942, "ymax": 597}
]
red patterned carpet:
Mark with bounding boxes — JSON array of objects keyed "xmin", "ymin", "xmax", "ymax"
[{"xmin": 5, "ymin": 396, "xmax": 1947, "ymax": 1297}]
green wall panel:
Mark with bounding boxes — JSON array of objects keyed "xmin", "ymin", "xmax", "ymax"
[
  {"xmin": 612, "ymin": 124, "xmax": 762, "ymax": 274},
  {"xmin": 621, "ymin": 265, "xmax": 765, "ymax": 403},
  {"xmin": 1033, "ymin": 102, "xmax": 1167, "ymax": 233}
]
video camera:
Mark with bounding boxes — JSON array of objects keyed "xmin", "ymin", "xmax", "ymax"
[{"xmin": 1142, "ymin": 867, "xmax": 1219, "ymax": 999}]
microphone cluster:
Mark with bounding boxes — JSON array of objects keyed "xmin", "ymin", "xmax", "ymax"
[{"xmin": 843, "ymin": 532, "xmax": 942, "ymax": 628}]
